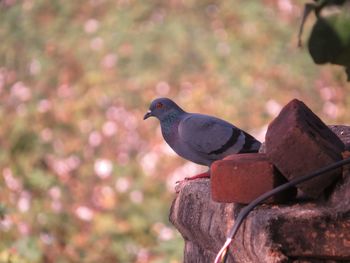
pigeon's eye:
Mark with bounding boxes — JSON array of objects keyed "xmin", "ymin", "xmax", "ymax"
[{"xmin": 156, "ymin": 102, "xmax": 163, "ymax": 109}]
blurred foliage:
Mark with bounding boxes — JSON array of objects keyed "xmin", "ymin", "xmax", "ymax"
[
  {"xmin": 0, "ymin": 0, "xmax": 349, "ymax": 262},
  {"xmin": 300, "ymin": 0, "xmax": 350, "ymax": 80}
]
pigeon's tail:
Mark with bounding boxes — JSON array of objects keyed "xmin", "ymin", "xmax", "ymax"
[{"xmin": 239, "ymin": 133, "xmax": 261, "ymax": 153}]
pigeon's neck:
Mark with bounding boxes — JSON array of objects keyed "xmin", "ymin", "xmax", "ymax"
[{"xmin": 160, "ymin": 109, "xmax": 185, "ymax": 135}]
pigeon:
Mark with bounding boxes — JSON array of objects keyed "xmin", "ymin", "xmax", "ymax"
[{"xmin": 144, "ymin": 98, "xmax": 261, "ymax": 179}]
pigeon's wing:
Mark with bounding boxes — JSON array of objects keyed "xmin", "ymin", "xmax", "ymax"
[{"xmin": 178, "ymin": 114, "xmax": 243, "ymax": 155}]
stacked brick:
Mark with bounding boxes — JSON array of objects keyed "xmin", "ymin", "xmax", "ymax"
[
  {"xmin": 211, "ymin": 99, "xmax": 345, "ymax": 204},
  {"xmin": 211, "ymin": 153, "xmax": 296, "ymax": 203}
]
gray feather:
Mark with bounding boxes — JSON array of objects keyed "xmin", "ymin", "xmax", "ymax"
[
  {"xmin": 144, "ymin": 97, "xmax": 261, "ymax": 167},
  {"xmin": 179, "ymin": 114, "xmax": 239, "ymax": 155}
]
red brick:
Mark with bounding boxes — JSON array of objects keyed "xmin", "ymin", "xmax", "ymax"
[
  {"xmin": 266, "ymin": 99, "xmax": 344, "ymax": 198},
  {"xmin": 211, "ymin": 153, "xmax": 296, "ymax": 204}
]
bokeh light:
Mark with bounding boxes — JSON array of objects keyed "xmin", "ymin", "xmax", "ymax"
[{"xmin": 0, "ymin": 0, "xmax": 349, "ymax": 262}]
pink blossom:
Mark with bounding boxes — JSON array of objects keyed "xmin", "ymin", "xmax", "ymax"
[
  {"xmin": 102, "ymin": 121, "xmax": 118, "ymax": 137},
  {"xmin": 94, "ymin": 159, "xmax": 113, "ymax": 179},
  {"xmin": 75, "ymin": 206, "xmax": 94, "ymax": 221},
  {"xmin": 89, "ymin": 131, "xmax": 102, "ymax": 147},
  {"xmin": 84, "ymin": 19, "xmax": 99, "ymax": 33}
]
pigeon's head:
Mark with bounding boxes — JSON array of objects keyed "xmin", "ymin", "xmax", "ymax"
[{"xmin": 144, "ymin": 98, "xmax": 184, "ymax": 120}]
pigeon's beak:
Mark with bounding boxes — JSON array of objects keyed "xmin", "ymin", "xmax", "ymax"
[{"xmin": 143, "ymin": 110, "xmax": 152, "ymax": 120}]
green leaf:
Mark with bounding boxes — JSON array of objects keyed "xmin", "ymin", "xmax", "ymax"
[
  {"xmin": 14, "ymin": 237, "xmax": 41, "ymax": 262},
  {"xmin": 11, "ymin": 132, "xmax": 38, "ymax": 156},
  {"xmin": 308, "ymin": 2, "xmax": 350, "ymax": 78}
]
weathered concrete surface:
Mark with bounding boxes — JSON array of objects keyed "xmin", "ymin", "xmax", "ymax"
[
  {"xmin": 170, "ymin": 125, "xmax": 350, "ymax": 263},
  {"xmin": 170, "ymin": 179, "xmax": 290, "ymax": 263},
  {"xmin": 329, "ymin": 125, "xmax": 350, "ymax": 150}
]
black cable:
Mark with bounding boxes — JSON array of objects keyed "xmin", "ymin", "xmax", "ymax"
[{"xmin": 220, "ymin": 157, "xmax": 350, "ymax": 263}]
